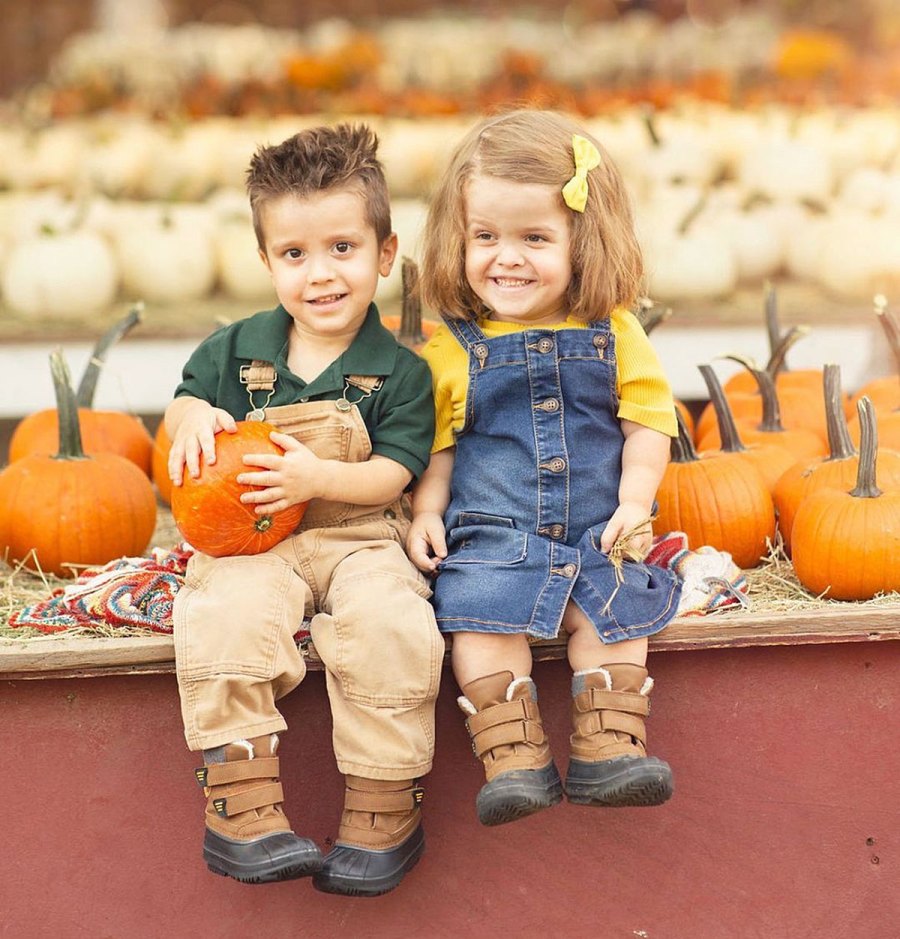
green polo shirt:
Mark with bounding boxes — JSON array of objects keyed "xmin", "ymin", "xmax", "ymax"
[{"xmin": 174, "ymin": 303, "xmax": 434, "ymax": 479}]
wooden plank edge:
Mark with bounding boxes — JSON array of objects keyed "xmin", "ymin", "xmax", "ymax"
[{"xmin": 3, "ymin": 604, "xmax": 899, "ymax": 679}]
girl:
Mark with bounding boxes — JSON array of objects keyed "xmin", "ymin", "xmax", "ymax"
[{"xmin": 408, "ymin": 109, "xmax": 682, "ymax": 827}]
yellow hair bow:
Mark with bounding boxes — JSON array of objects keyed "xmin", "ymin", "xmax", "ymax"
[{"xmin": 561, "ymin": 134, "xmax": 601, "ymax": 213}]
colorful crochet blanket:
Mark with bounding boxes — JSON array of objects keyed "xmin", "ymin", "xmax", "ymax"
[
  {"xmin": 8, "ymin": 532, "xmax": 748, "ymax": 636},
  {"xmin": 9, "ymin": 545, "xmax": 194, "ymax": 635},
  {"xmin": 646, "ymin": 531, "xmax": 749, "ymax": 615}
]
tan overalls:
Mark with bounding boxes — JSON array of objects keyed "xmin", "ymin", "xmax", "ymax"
[{"xmin": 173, "ymin": 369, "xmax": 444, "ymax": 780}]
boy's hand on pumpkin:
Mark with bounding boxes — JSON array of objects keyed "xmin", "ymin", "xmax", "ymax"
[
  {"xmin": 168, "ymin": 404, "xmax": 237, "ymax": 484},
  {"xmin": 236, "ymin": 432, "xmax": 323, "ymax": 512}
]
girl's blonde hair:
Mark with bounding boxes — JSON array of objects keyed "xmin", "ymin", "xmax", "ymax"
[{"xmin": 420, "ymin": 109, "xmax": 643, "ymax": 321}]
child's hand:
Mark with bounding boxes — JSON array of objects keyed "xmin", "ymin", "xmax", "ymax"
[
  {"xmin": 236, "ymin": 431, "xmax": 324, "ymax": 514},
  {"xmin": 407, "ymin": 512, "xmax": 448, "ymax": 574},
  {"xmin": 600, "ymin": 501, "xmax": 654, "ymax": 556},
  {"xmin": 168, "ymin": 403, "xmax": 237, "ymax": 484}
]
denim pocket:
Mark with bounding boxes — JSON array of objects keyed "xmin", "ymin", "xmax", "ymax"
[{"xmin": 443, "ymin": 522, "xmax": 527, "ymax": 566}]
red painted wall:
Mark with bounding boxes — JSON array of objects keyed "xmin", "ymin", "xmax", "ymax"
[{"xmin": 3, "ymin": 642, "xmax": 897, "ymax": 938}]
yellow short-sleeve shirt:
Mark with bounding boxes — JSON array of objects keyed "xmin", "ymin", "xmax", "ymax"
[{"xmin": 421, "ymin": 309, "xmax": 678, "ymax": 453}]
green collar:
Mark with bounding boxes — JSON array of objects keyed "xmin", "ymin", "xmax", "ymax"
[{"xmin": 234, "ymin": 303, "xmax": 399, "ymax": 378}]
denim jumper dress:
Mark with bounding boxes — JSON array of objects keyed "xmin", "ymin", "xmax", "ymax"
[{"xmin": 432, "ymin": 317, "xmax": 681, "ymax": 643}]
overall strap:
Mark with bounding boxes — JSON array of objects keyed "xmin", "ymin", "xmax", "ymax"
[
  {"xmin": 442, "ymin": 315, "xmax": 486, "ymax": 350},
  {"xmin": 238, "ymin": 361, "xmax": 383, "ymax": 394},
  {"xmin": 239, "ymin": 360, "xmax": 276, "ymax": 391},
  {"xmin": 346, "ymin": 375, "xmax": 384, "ymax": 392},
  {"xmin": 239, "ymin": 360, "xmax": 277, "ymax": 419}
]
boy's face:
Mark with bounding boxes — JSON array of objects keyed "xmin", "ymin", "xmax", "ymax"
[{"xmin": 258, "ymin": 186, "xmax": 397, "ymax": 342}]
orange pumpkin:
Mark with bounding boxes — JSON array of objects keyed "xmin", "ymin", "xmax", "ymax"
[
  {"xmin": 701, "ymin": 363, "xmax": 827, "ymax": 462},
  {"xmin": 170, "ymin": 421, "xmax": 308, "ymax": 557},
  {"xmin": 696, "ymin": 363, "xmax": 797, "ymax": 493},
  {"xmin": 720, "ymin": 287, "xmax": 823, "ymax": 401},
  {"xmin": 849, "ymin": 300, "xmax": 900, "ymax": 416},
  {"xmin": 9, "ymin": 304, "xmax": 153, "ymax": 474},
  {"xmin": 655, "ymin": 411, "xmax": 776, "ymax": 569},
  {"xmin": 0, "ymin": 350, "xmax": 157, "ymax": 577},
  {"xmin": 152, "ymin": 421, "xmax": 174, "ymax": 505},
  {"xmin": 773, "ymin": 365, "xmax": 900, "ymax": 554},
  {"xmin": 792, "ymin": 397, "xmax": 900, "ymax": 600}
]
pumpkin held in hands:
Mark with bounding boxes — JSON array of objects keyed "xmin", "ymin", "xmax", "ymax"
[{"xmin": 170, "ymin": 421, "xmax": 308, "ymax": 557}]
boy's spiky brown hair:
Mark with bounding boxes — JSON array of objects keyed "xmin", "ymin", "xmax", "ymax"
[{"xmin": 246, "ymin": 123, "xmax": 392, "ymax": 250}]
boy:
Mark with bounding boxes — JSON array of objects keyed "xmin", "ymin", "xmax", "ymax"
[{"xmin": 166, "ymin": 124, "xmax": 443, "ymax": 897}]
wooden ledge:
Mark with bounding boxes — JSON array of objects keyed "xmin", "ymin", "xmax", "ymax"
[{"xmin": 2, "ymin": 604, "xmax": 898, "ymax": 681}]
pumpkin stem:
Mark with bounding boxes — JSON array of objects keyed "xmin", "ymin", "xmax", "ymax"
[
  {"xmin": 677, "ymin": 192, "xmax": 707, "ymax": 236},
  {"xmin": 671, "ymin": 408, "xmax": 699, "ymax": 464},
  {"xmin": 850, "ymin": 397, "xmax": 882, "ymax": 499},
  {"xmin": 765, "ymin": 324, "xmax": 810, "ymax": 379},
  {"xmin": 637, "ymin": 302, "xmax": 673, "ymax": 336},
  {"xmin": 698, "ymin": 363, "xmax": 746, "ymax": 453},
  {"xmin": 822, "ymin": 363, "xmax": 856, "ymax": 461},
  {"xmin": 641, "ymin": 107, "xmax": 662, "ymax": 148},
  {"xmin": 398, "ymin": 256, "xmax": 425, "ymax": 349},
  {"xmin": 76, "ymin": 302, "xmax": 145, "ymax": 408},
  {"xmin": 763, "ymin": 281, "xmax": 781, "ymax": 361},
  {"xmin": 50, "ymin": 348, "xmax": 86, "ymax": 461}
]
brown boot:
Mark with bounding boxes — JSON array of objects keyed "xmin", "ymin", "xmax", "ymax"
[
  {"xmin": 565, "ymin": 664, "xmax": 673, "ymax": 807},
  {"xmin": 459, "ymin": 671, "xmax": 562, "ymax": 826},
  {"xmin": 313, "ymin": 776, "xmax": 425, "ymax": 897},
  {"xmin": 197, "ymin": 733, "xmax": 322, "ymax": 882}
]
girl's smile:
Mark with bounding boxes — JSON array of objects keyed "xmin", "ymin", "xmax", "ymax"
[{"xmin": 464, "ymin": 174, "xmax": 572, "ymax": 326}]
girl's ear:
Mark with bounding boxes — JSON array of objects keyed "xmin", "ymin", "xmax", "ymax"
[
  {"xmin": 258, "ymin": 248, "xmax": 272, "ymax": 274},
  {"xmin": 379, "ymin": 232, "xmax": 399, "ymax": 277}
]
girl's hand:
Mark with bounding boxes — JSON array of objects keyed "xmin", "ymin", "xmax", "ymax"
[
  {"xmin": 600, "ymin": 501, "xmax": 654, "ymax": 556},
  {"xmin": 168, "ymin": 403, "xmax": 237, "ymax": 484},
  {"xmin": 236, "ymin": 432, "xmax": 324, "ymax": 514},
  {"xmin": 407, "ymin": 512, "xmax": 448, "ymax": 574}
]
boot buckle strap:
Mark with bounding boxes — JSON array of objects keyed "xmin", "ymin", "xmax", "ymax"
[
  {"xmin": 197, "ymin": 756, "xmax": 280, "ymax": 788},
  {"xmin": 344, "ymin": 786, "xmax": 425, "ymax": 814},
  {"xmin": 590, "ymin": 710, "xmax": 647, "ymax": 744},
  {"xmin": 212, "ymin": 781, "xmax": 285, "ymax": 818},
  {"xmin": 471, "ymin": 719, "xmax": 544, "ymax": 758},
  {"xmin": 465, "ymin": 697, "xmax": 534, "ymax": 736},
  {"xmin": 579, "ymin": 688, "xmax": 650, "ymax": 716}
]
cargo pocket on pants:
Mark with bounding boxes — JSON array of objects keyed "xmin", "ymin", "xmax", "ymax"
[{"xmin": 310, "ymin": 543, "xmax": 443, "ymax": 707}]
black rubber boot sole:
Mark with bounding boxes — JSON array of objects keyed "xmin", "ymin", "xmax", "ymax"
[
  {"xmin": 312, "ymin": 823, "xmax": 425, "ymax": 897},
  {"xmin": 204, "ymin": 829, "xmax": 323, "ymax": 883},
  {"xmin": 565, "ymin": 755, "xmax": 674, "ymax": 807},
  {"xmin": 476, "ymin": 761, "xmax": 564, "ymax": 826}
]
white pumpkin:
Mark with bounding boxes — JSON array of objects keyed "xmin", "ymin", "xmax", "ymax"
[
  {"xmin": 378, "ymin": 118, "xmax": 470, "ymax": 198},
  {"xmin": 1, "ymin": 227, "xmax": 119, "ymax": 318},
  {"xmin": 636, "ymin": 115, "xmax": 720, "ymax": 191},
  {"xmin": 696, "ymin": 205, "xmax": 784, "ymax": 284},
  {"xmin": 643, "ymin": 203, "xmax": 738, "ymax": 301},
  {"xmin": 375, "ymin": 198, "xmax": 428, "ymax": 303},
  {"xmin": 78, "ymin": 119, "xmax": 164, "ymax": 198},
  {"xmin": 115, "ymin": 208, "xmax": 217, "ymax": 303},
  {"xmin": 784, "ymin": 209, "xmax": 831, "ymax": 283},
  {"xmin": 2, "ymin": 123, "xmax": 87, "ymax": 191},
  {"xmin": 738, "ymin": 136, "xmax": 835, "ymax": 204},
  {"xmin": 138, "ymin": 120, "xmax": 231, "ymax": 201},
  {"xmin": 214, "ymin": 217, "xmax": 273, "ymax": 301},
  {"xmin": 815, "ymin": 212, "xmax": 900, "ymax": 300}
]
